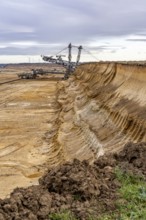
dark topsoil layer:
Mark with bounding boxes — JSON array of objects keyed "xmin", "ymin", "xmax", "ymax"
[{"xmin": 0, "ymin": 142, "xmax": 146, "ymax": 220}]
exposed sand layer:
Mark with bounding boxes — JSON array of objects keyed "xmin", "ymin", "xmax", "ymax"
[
  {"xmin": 0, "ymin": 68, "xmax": 64, "ymax": 199},
  {"xmin": 0, "ymin": 62, "xmax": 146, "ymax": 198}
]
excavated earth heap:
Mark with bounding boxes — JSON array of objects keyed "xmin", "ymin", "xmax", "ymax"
[{"xmin": 0, "ymin": 142, "xmax": 146, "ymax": 220}]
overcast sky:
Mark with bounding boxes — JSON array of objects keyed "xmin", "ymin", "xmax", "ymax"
[{"xmin": 1, "ymin": 0, "xmax": 146, "ymax": 63}]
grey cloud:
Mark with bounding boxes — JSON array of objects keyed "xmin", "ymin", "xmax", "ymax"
[
  {"xmin": 136, "ymin": 33, "xmax": 146, "ymax": 36},
  {"xmin": 127, "ymin": 39, "xmax": 146, "ymax": 42},
  {"xmin": 86, "ymin": 45, "xmax": 126, "ymax": 51},
  {"xmin": 0, "ymin": 46, "xmax": 58, "ymax": 55},
  {"xmin": 0, "ymin": 32, "xmax": 36, "ymax": 43},
  {"xmin": 1, "ymin": 0, "xmax": 146, "ymax": 55}
]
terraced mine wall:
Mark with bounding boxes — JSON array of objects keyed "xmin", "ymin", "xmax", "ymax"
[
  {"xmin": 1, "ymin": 62, "xmax": 146, "ymax": 199},
  {"xmin": 55, "ymin": 62, "xmax": 146, "ymax": 162}
]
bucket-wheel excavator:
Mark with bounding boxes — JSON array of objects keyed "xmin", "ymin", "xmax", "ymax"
[{"xmin": 41, "ymin": 43, "xmax": 83, "ymax": 79}]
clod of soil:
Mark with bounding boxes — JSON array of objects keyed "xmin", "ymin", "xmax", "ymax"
[{"xmin": 114, "ymin": 142, "xmax": 146, "ymax": 177}]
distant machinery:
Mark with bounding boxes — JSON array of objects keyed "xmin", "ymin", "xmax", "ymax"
[
  {"xmin": 17, "ymin": 68, "xmax": 65, "ymax": 79},
  {"xmin": 41, "ymin": 43, "xmax": 83, "ymax": 79}
]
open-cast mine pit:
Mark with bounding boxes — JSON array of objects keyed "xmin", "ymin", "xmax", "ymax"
[{"xmin": 0, "ymin": 62, "xmax": 146, "ymax": 200}]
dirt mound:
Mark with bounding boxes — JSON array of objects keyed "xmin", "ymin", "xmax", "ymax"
[
  {"xmin": 114, "ymin": 142, "xmax": 146, "ymax": 177},
  {"xmin": 0, "ymin": 142, "xmax": 146, "ymax": 219},
  {"xmin": 0, "ymin": 159, "xmax": 118, "ymax": 219},
  {"xmin": 39, "ymin": 158, "xmax": 117, "ymax": 200}
]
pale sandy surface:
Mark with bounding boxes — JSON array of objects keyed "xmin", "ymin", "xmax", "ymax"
[{"xmin": 0, "ymin": 66, "xmax": 63, "ymax": 198}]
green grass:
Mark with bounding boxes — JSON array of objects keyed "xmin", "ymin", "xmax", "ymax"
[
  {"xmin": 115, "ymin": 168, "xmax": 146, "ymax": 219},
  {"xmin": 49, "ymin": 210, "xmax": 77, "ymax": 220},
  {"xmin": 49, "ymin": 211, "xmax": 100, "ymax": 220},
  {"xmin": 99, "ymin": 167, "xmax": 146, "ymax": 220}
]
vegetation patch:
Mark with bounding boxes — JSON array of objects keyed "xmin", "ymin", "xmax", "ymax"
[
  {"xmin": 99, "ymin": 168, "xmax": 146, "ymax": 220},
  {"xmin": 49, "ymin": 210, "xmax": 77, "ymax": 220}
]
